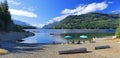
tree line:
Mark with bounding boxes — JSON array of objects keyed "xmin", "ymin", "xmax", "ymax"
[{"xmin": 0, "ymin": 0, "xmax": 23, "ymax": 32}]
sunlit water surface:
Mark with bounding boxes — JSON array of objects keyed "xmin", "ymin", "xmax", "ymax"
[{"xmin": 22, "ymin": 29, "xmax": 115, "ymax": 44}]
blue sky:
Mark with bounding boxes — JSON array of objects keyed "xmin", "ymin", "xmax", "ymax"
[{"xmin": 0, "ymin": 0, "xmax": 120, "ymax": 28}]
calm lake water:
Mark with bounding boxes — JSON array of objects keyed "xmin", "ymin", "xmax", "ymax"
[{"xmin": 22, "ymin": 29, "xmax": 115, "ymax": 44}]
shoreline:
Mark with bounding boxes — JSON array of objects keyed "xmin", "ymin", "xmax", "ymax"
[
  {"xmin": 0, "ymin": 31, "xmax": 35, "ymax": 42},
  {"xmin": 0, "ymin": 31, "xmax": 120, "ymax": 58},
  {"xmin": 1, "ymin": 36, "xmax": 120, "ymax": 58}
]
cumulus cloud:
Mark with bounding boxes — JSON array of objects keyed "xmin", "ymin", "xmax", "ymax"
[
  {"xmin": 8, "ymin": 0, "xmax": 21, "ymax": 6},
  {"xmin": 62, "ymin": 1, "xmax": 108, "ymax": 15},
  {"xmin": 46, "ymin": 1, "xmax": 108, "ymax": 24},
  {"xmin": 9, "ymin": 9, "xmax": 38, "ymax": 18}
]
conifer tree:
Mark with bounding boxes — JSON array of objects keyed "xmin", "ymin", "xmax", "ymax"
[{"xmin": 0, "ymin": 0, "xmax": 13, "ymax": 31}]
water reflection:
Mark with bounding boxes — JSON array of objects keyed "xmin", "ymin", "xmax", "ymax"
[
  {"xmin": 22, "ymin": 29, "xmax": 115, "ymax": 44},
  {"xmin": 22, "ymin": 33, "xmax": 67, "ymax": 44}
]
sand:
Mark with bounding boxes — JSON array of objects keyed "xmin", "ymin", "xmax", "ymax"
[{"xmin": 0, "ymin": 37, "xmax": 120, "ymax": 58}]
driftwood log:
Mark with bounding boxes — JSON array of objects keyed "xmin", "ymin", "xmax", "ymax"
[
  {"xmin": 95, "ymin": 45, "xmax": 110, "ymax": 50},
  {"xmin": 59, "ymin": 48, "xmax": 87, "ymax": 54}
]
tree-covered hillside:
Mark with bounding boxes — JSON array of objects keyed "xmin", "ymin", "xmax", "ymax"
[{"xmin": 48, "ymin": 12, "xmax": 120, "ymax": 29}]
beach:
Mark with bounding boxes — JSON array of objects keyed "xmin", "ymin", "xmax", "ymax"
[{"xmin": 0, "ymin": 36, "xmax": 120, "ymax": 58}]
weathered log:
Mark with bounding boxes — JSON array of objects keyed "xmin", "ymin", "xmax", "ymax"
[
  {"xmin": 95, "ymin": 45, "xmax": 110, "ymax": 50},
  {"xmin": 59, "ymin": 48, "xmax": 87, "ymax": 54}
]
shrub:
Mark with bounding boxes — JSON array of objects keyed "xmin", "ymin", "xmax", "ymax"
[{"xmin": 115, "ymin": 16, "xmax": 120, "ymax": 38}]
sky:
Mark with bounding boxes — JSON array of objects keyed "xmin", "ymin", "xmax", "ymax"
[{"xmin": 0, "ymin": 0, "xmax": 120, "ymax": 28}]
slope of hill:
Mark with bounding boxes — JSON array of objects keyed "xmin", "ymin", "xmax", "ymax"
[
  {"xmin": 47, "ymin": 12, "xmax": 119, "ymax": 29},
  {"xmin": 13, "ymin": 20, "xmax": 36, "ymax": 29},
  {"xmin": 13, "ymin": 20, "xmax": 31, "ymax": 26},
  {"xmin": 42, "ymin": 22, "xmax": 57, "ymax": 29}
]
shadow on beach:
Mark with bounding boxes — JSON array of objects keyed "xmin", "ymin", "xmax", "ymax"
[{"xmin": 0, "ymin": 42, "xmax": 48, "ymax": 54}]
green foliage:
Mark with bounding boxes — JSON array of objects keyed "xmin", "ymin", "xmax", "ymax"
[
  {"xmin": 115, "ymin": 18, "xmax": 120, "ymax": 38},
  {"xmin": 0, "ymin": 0, "xmax": 14, "ymax": 31},
  {"xmin": 13, "ymin": 25, "xmax": 24, "ymax": 32},
  {"xmin": 0, "ymin": 19, "xmax": 4, "ymax": 30},
  {"xmin": 115, "ymin": 26, "xmax": 120, "ymax": 38},
  {"xmin": 49, "ymin": 12, "xmax": 119, "ymax": 29}
]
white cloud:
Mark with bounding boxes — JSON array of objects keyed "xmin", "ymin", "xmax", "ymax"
[
  {"xmin": 22, "ymin": 7, "xmax": 35, "ymax": 12},
  {"xmin": 62, "ymin": 1, "xmax": 108, "ymax": 15},
  {"xmin": 112, "ymin": 10, "xmax": 120, "ymax": 13},
  {"xmin": 53, "ymin": 15, "xmax": 68, "ymax": 22},
  {"xmin": 46, "ymin": 15, "xmax": 68, "ymax": 24},
  {"xmin": 9, "ymin": 9, "xmax": 38, "ymax": 18},
  {"xmin": 46, "ymin": 1, "xmax": 108, "ymax": 25},
  {"xmin": 8, "ymin": 0, "xmax": 21, "ymax": 6},
  {"xmin": 32, "ymin": 24, "xmax": 45, "ymax": 28},
  {"xmin": 47, "ymin": 20, "xmax": 55, "ymax": 24},
  {"xmin": 27, "ymin": 7, "xmax": 35, "ymax": 12}
]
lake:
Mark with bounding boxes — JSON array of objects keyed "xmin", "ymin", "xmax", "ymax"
[{"xmin": 21, "ymin": 29, "xmax": 115, "ymax": 44}]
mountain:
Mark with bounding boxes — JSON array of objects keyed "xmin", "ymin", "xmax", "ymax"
[
  {"xmin": 13, "ymin": 20, "xmax": 31, "ymax": 26},
  {"xmin": 42, "ymin": 22, "xmax": 57, "ymax": 29},
  {"xmin": 47, "ymin": 12, "xmax": 120, "ymax": 29},
  {"xmin": 13, "ymin": 20, "xmax": 36, "ymax": 29}
]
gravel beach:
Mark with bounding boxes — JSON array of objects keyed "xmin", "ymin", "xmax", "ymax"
[{"xmin": 0, "ymin": 36, "xmax": 120, "ymax": 58}]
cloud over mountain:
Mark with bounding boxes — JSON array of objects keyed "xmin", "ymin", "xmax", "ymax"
[
  {"xmin": 47, "ymin": 1, "xmax": 108, "ymax": 24},
  {"xmin": 62, "ymin": 1, "xmax": 108, "ymax": 15}
]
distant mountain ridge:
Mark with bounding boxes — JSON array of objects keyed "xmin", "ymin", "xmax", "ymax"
[
  {"xmin": 44, "ymin": 12, "xmax": 120, "ymax": 29},
  {"xmin": 42, "ymin": 22, "xmax": 57, "ymax": 29},
  {"xmin": 13, "ymin": 19, "xmax": 36, "ymax": 29},
  {"xmin": 13, "ymin": 20, "xmax": 31, "ymax": 26}
]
